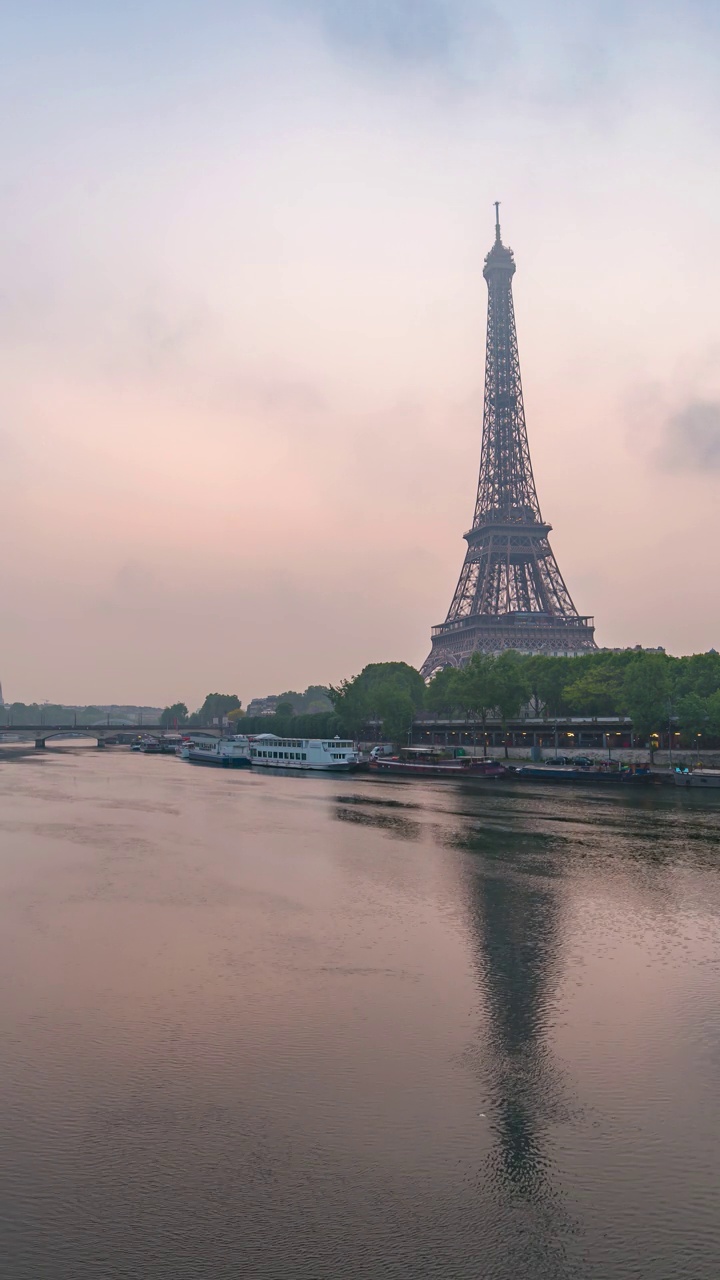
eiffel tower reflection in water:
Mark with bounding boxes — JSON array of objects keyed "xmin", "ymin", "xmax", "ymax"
[{"xmin": 461, "ymin": 830, "xmax": 581, "ymax": 1277}]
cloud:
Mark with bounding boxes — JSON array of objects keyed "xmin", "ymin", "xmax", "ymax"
[
  {"xmin": 280, "ymin": 0, "xmax": 510, "ymax": 78},
  {"xmin": 285, "ymin": 0, "xmax": 457, "ymax": 63},
  {"xmin": 661, "ymin": 400, "xmax": 720, "ymax": 472}
]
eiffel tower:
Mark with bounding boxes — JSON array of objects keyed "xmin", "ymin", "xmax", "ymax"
[{"xmin": 421, "ymin": 206, "xmax": 596, "ymax": 676}]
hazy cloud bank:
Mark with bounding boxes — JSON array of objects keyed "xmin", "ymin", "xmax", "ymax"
[{"xmin": 661, "ymin": 401, "xmax": 720, "ymax": 472}]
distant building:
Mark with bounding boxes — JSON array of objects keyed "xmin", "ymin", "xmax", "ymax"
[
  {"xmin": 246, "ymin": 688, "xmax": 333, "ymax": 717},
  {"xmin": 246, "ymin": 696, "xmax": 279, "ymax": 717},
  {"xmin": 600, "ymin": 646, "xmax": 666, "ymax": 655}
]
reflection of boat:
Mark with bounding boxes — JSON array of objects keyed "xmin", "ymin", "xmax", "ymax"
[
  {"xmin": 249, "ymin": 734, "xmax": 359, "ymax": 771},
  {"xmin": 517, "ymin": 762, "xmax": 654, "ymax": 784},
  {"xmin": 370, "ymin": 748, "xmax": 507, "ymax": 779},
  {"xmin": 673, "ymin": 768, "xmax": 720, "ymax": 789},
  {"xmin": 180, "ymin": 737, "xmax": 251, "ymax": 767}
]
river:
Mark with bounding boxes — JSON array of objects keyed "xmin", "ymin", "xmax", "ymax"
[{"xmin": 1, "ymin": 745, "xmax": 719, "ymax": 1279}]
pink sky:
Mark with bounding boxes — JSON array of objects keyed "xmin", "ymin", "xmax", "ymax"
[{"xmin": 1, "ymin": 2, "xmax": 719, "ymax": 708}]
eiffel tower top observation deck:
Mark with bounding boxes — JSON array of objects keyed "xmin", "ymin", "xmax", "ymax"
[{"xmin": 421, "ymin": 206, "xmax": 596, "ymax": 676}]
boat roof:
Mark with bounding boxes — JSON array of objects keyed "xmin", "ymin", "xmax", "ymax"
[{"xmin": 250, "ymin": 735, "xmax": 353, "ymax": 748}]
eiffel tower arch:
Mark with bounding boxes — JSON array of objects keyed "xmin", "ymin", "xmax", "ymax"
[{"xmin": 421, "ymin": 207, "xmax": 596, "ymax": 677}]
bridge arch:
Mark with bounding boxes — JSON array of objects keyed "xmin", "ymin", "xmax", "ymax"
[{"xmin": 34, "ymin": 731, "xmax": 106, "ymax": 748}]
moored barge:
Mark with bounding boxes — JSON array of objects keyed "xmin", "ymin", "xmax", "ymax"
[{"xmin": 370, "ymin": 748, "xmax": 507, "ymax": 779}]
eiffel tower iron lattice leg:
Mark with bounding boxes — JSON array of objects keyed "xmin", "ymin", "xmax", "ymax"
[{"xmin": 421, "ymin": 206, "xmax": 596, "ymax": 677}]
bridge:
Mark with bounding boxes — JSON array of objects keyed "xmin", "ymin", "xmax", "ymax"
[{"xmin": 0, "ymin": 725, "xmax": 225, "ymax": 749}]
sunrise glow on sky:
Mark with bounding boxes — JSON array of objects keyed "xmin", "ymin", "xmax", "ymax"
[{"xmin": 2, "ymin": 1, "xmax": 719, "ymax": 706}]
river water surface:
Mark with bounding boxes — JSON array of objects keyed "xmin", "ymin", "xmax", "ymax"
[{"xmin": 1, "ymin": 746, "xmax": 719, "ymax": 1279}]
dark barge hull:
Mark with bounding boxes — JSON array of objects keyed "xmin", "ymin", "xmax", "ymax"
[
  {"xmin": 516, "ymin": 767, "xmax": 655, "ymax": 784},
  {"xmin": 370, "ymin": 761, "xmax": 507, "ymax": 780}
]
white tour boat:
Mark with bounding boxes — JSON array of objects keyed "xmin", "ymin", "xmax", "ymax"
[
  {"xmin": 249, "ymin": 734, "xmax": 358, "ymax": 772},
  {"xmin": 179, "ymin": 736, "xmax": 252, "ymax": 768}
]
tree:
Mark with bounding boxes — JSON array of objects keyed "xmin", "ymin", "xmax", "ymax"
[
  {"xmin": 562, "ymin": 665, "xmax": 621, "ymax": 717},
  {"xmin": 425, "ymin": 666, "xmax": 464, "ymax": 716},
  {"xmin": 39, "ymin": 704, "xmax": 72, "ymax": 726},
  {"xmin": 374, "ymin": 687, "xmax": 416, "ymax": 743},
  {"xmin": 195, "ymin": 693, "xmax": 241, "ymax": 725},
  {"xmin": 331, "ymin": 662, "xmax": 425, "ymax": 739},
  {"xmin": 675, "ymin": 652, "xmax": 720, "ymax": 700},
  {"xmin": 622, "ymin": 654, "xmax": 671, "ymax": 744},
  {"xmin": 526, "ymin": 655, "xmax": 571, "ymax": 717},
  {"xmin": 706, "ymin": 690, "xmax": 720, "ymax": 738},
  {"xmin": 456, "ymin": 654, "xmax": 498, "ymax": 752},
  {"xmin": 5, "ymin": 702, "xmax": 38, "ymax": 725},
  {"xmin": 275, "ymin": 700, "xmax": 295, "ymax": 718},
  {"xmin": 677, "ymin": 693, "xmax": 709, "ymax": 747},
  {"xmin": 160, "ymin": 702, "xmax": 188, "ymax": 728},
  {"xmin": 302, "ymin": 685, "xmax": 333, "ymax": 713},
  {"xmin": 492, "ymin": 651, "xmax": 531, "ymax": 757},
  {"xmin": 227, "ymin": 707, "xmax": 246, "ymax": 724},
  {"xmin": 275, "ymin": 690, "xmax": 303, "ymax": 712}
]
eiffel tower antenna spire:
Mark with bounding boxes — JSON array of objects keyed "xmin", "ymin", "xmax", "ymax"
[{"xmin": 421, "ymin": 209, "xmax": 596, "ymax": 676}]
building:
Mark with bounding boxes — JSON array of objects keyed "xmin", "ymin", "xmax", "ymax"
[{"xmin": 422, "ymin": 206, "xmax": 596, "ymax": 675}]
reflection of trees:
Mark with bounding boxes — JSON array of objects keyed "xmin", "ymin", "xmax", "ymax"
[
  {"xmin": 333, "ymin": 802, "xmax": 422, "ymax": 843},
  {"xmin": 466, "ymin": 848, "xmax": 580, "ymax": 1278}
]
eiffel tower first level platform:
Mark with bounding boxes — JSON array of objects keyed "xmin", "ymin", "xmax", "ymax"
[{"xmin": 421, "ymin": 206, "xmax": 596, "ymax": 677}]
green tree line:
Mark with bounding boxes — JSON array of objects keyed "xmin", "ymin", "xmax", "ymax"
[
  {"xmin": 21, "ymin": 650, "xmax": 715, "ymax": 745},
  {"xmin": 420, "ymin": 649, "xmax": 720, "ymax": 744}
]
